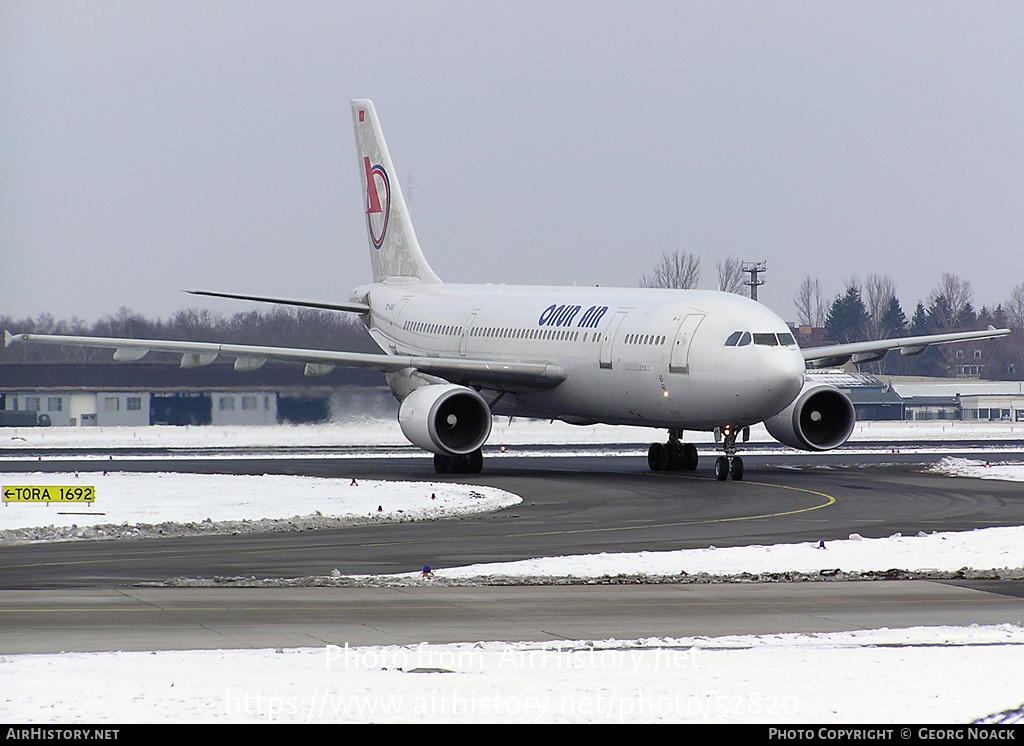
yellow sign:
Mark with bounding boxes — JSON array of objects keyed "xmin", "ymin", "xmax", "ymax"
[{"xmin": 3, "ymin": 485, "xmax": 96, "ymax": 503}]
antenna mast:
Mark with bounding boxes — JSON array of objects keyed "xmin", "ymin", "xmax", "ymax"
[{"xmin": 742, "ymin": 261, "xmax": 767, "ymax": 301}]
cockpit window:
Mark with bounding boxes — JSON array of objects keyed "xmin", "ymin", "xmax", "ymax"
[
  {"xmin": 753, "ymin": 333, "xmax": 779, "ymax": 346},
  {"xmin": 777, "ymin": 332, "xmax": 796, "ymax": 346},
  {"xmin": 726, "ymin": 331, "xmax": 754, "ymax": 347}
]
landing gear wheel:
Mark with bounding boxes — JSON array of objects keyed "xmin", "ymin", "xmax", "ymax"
[
  {"xmin": 681, "ymin": 443, "xmax": 699, "ymax": 471},
  {"xmin": 433, "ymin": 454, "xmax": 451, "ymax": 474},
  {"xmin": 648, "ymin": 443, "xmax": 664, "ymax": 471},
  {"xmin": 730, "ymin": 456, "xmax": 744, "ymax": 481},
  {"xmin": 662, "ymin": 441, "xmax": 683, "ymax": 470},
  {"xmin": 435, "ymin": 450, "xmax": 484, "ymax": 474},
  {"xmin": 650, "ymin": 432, "xmax": 699, "ymax": 473},
  {"xmin": 714, "ymin": 456, "xmax": 729, "ymax": 481}
]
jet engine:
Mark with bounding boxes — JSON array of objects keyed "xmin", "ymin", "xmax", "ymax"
[
  {"xmin": 398, "ymin": 384, "xmax": 492, "ymax": 455},
  {"xmin": 763, "ymin": 382, "xmax": 855, "ymax": 451}
]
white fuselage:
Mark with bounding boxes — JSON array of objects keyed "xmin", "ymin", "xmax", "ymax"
[{"xmin": 353, "ymin": 281, "xmax": 807, "ymax": 432}]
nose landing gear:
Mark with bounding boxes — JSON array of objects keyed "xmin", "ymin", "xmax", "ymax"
[
  {"xmin": 713, "ymin": 425, "xmax": 747, "ymax": 481},
  {"xmin": 714, "ymin": 455, "xmax": 743, "ymax": 481}
]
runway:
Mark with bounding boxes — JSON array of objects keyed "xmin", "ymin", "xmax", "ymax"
[{"xmin": 3, "ymin": 445, "xmax": 1024, "ymax": 653}]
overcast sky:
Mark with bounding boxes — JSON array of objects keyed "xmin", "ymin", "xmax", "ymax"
[{"xmin": 3, "ymin": 1, "xmax": 1022, "ymax": 327}]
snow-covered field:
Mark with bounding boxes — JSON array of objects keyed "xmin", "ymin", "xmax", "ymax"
[
  {"xmin": 0, "ymin": 472, "xmax": 520, "ymax": 541},
  {"xmin": 4, "ymin": 626, "xmax": 1024, "ymax": 724},
  {"xmin": 2, "ymin": 422, "xmax": 1024, "ymax": 723},
  {"xmin": 3, "ymin": 417, "xmax": 1023, "ymax": 453}
]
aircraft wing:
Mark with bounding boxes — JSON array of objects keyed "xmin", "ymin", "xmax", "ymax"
[
  {"xmin": 801, "ymin": 327, "xmax": 1011, "ymax": 367},
  {"xmin": 4, "ymin": 331, "xmax": 566, "ymax": 392}
]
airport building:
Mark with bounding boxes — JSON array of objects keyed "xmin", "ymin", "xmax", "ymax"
[
  {"xmin": 0, "ymin": 362, "xmax": 392, "ymax": 427},
  {"xmin": 810, "ymin": 371, "xmax": 1024, "ymax": 422}
]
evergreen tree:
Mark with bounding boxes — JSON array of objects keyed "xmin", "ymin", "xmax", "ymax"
[
  {"xmin": 993, "ymin": 304, "xmax": 1009, "ymax": 329},
  {"xmin": 880, "ymin": 296, "xmax": 908, "ymax": 338},
  {"xmin": 927, "ymin": 293, "xmax": 956, "ymax": 330},
  {"xmin": 955, "ymin": 302, "xmax": 977, "ymax": 329},
  {"xmin": 903, "ymin": 301, "xmax": 946, "ymax": 375},
  {"xmin": 824, "ymin": 284, "xmax": 869, "ymax": 344},
  {"xmin": 909, "ymin": 301, "xmax": 930, "ymax": 334}
]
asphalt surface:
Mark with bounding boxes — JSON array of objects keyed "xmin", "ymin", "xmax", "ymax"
[
  {"xmin": 2, "ymin": 445, "xmax": 1024, "ymax": 652},
  {"xmin": 6, "ymin": 581, "xmax": 1024, "ymax": 654},
  {"xmin": 3, "ymin": 448, "xmax": 1024, "ymax": 586}
]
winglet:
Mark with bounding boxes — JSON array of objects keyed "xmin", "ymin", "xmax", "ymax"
[{"xmin": 5, "ymin": 330, "xmax": 20, "ymax": 348}]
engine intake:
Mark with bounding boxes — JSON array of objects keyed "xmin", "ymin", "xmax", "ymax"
[
  {"xmin": 398, "ymin": 384, "xmax": 492, "ymax": 455},
  {"xmin": 763, "ymin": 382, "xmax": 855, "ymax": 451}
]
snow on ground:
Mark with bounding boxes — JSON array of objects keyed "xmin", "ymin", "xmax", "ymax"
[
  {"xmin": 3, "ymin": 626, "xmax": 1024, "ymax": 724},
  {"xmin": 3, "ymin": 424, "xmax": 1024, "ymax": 723},
  {"xmin": 3, "ymin": 417, "xmax": 1024, "ymax": 452},
  {"xmin": 0, "ymin": 472, "xmax": 519, "ymax": 539}
]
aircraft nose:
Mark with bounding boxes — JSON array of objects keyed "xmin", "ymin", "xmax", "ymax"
[{"xmin": 762, "ymin": 348, "xmax": 805, "ymax": 407}]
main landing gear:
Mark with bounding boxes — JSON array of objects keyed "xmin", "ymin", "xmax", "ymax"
[
  {"xmin": 433, "ymin": 449, "xmax": 484, "ymax": 474},
  {"xmin": 647, "ymin": 429, "xmax": 699, "ymax": 472}
]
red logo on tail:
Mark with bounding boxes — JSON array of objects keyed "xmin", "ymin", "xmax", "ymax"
[{"xmin": 363, "ymin": 157, "xmax": 390, "ymax": 250}]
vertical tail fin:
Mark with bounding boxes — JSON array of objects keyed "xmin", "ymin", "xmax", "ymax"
[{"xmin": 351, "ymin": 99, "xmax": 441, "ymax": 284}]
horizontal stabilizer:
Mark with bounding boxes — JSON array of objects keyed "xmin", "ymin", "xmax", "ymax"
[{"xmin": 187, "ymin": 290, "xmax": 369, "ymax": 315}]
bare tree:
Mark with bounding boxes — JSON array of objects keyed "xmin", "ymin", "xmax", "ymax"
[
  {"xmin": 927, "ymin": 272, "xmax": 974, "ymax": 329},
  {"xmin": 864, "ymin": 273, "xmax": 898, "ymax": 339},
  {"xmin": 794, "ymin": 275, "xmax": 828, "ymax": 327},
  {"xmin": 715, "ymin": 256, "xmax": 746, "ymax": 295},
  {"xmin": 639, "ymin": 250, "xmax": 701, "ymax": 289},
  {"xmin": 1006, "ymin": 283, "xmax": 1024, "ymax": 329}
]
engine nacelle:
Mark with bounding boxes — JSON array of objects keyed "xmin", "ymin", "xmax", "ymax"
[
  {"xmin": 763, "ymin": 382, "xmax": 855, "ymax": 451},
  {"xmin": 398, "ymin": 384, "xmax": 492, "ymax": 455}
]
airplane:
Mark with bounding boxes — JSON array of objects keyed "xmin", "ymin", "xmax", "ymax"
[{"xmin": 5, "ymin": 99, "xmax": 1011, "ymax": 480}]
